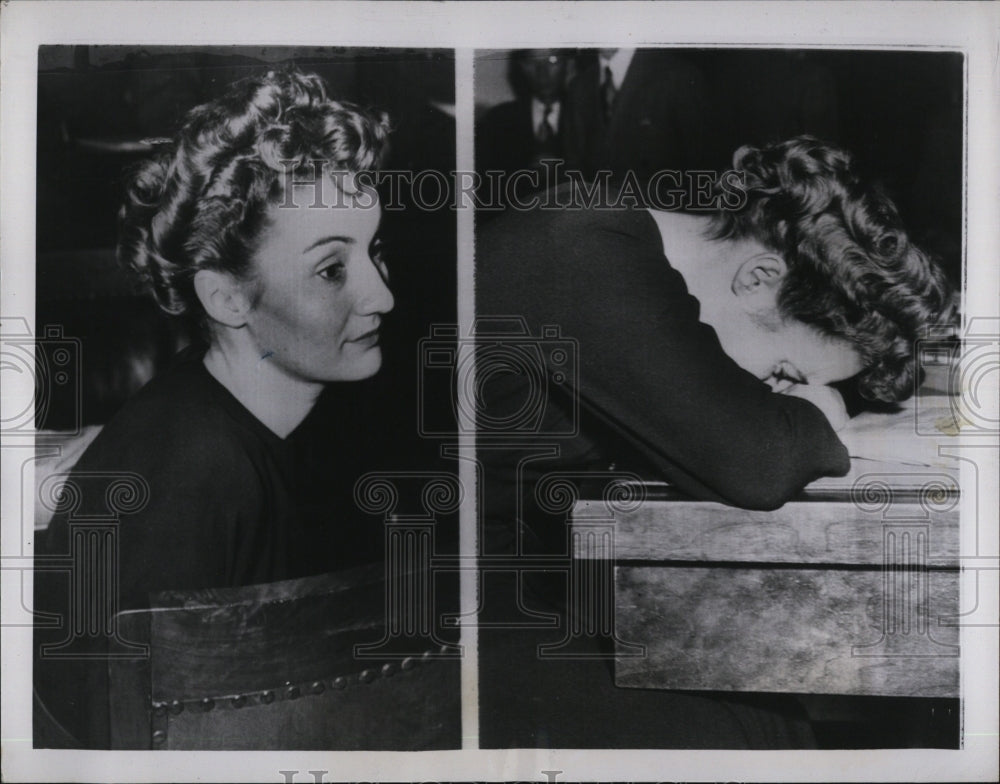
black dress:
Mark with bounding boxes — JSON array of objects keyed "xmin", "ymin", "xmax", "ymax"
[
  {"xmin": 475, "ymin": 202, "xmax": 849, "ymax": 747},
  {"xmin": 34, "ymin": 348, "xmax": 312, "ymax": 748}
]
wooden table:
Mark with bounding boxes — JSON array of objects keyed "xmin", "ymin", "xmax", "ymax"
[{"xmin": 571, "ymin": 372, "xmax": 961, "ymax": 698}]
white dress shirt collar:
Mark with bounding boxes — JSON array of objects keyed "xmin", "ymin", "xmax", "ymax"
[
  {"xmin": 599, "ymin": 48, "xmax": 636, "ymax": 91},
  {"xmin": 531, "ymin": 97, "xmax": 561, "ymax": 135}
]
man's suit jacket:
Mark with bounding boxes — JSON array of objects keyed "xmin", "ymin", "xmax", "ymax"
[
  {"xmin": 475, "ymin": 98, "xmax": 563, "ymax": 177},
  {"xmin": 475, "ymin": 98, "xmax": 565, "ymax": 211},
  {"xmin": 562, "ymin": 50, "xmax": 710, "ymax": 183}
]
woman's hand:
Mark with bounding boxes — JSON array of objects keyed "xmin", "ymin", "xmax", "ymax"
[{"xmin": 778, "ymin": 383, "xmax": 850, "ymax": 432}]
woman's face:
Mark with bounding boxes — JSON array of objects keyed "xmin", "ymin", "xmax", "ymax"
[
  {"xmin": 722, "ymin": 317, "xmax": 864, "ymax": 389},
  {"xmin": 243, "ymin": 182, "xmax": 394, "ymax": 384}
]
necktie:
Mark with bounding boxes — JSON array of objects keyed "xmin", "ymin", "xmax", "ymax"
[
  {"xmin": 537, "ymin": 104, "xmax": 554, "ymax": 144},
  {"xmin": 601, "ymin": 65, "xmax": 617, "ymax": 122}
]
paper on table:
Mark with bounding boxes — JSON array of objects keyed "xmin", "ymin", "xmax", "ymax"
[{"xmin": 837, "ymin": 397, "xmax": 960, "ymax": 469}]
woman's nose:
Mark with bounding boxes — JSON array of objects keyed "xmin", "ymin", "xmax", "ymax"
[{"xmin": 356, "ymin": 256, "xmax": 395, "ymax": 315}]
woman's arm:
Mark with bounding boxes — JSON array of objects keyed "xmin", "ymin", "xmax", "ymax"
[{"xmin": 779, "ymin": 383, "xmax": 849, "ymax": 432}]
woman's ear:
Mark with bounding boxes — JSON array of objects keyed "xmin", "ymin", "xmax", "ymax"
[
  {"xmin": 193, "ymin": 269, "xmax": 251, "ymax": 329},
  {"xmin": 731, "ymin": 253, "xmax": 787, "ymax": 303}
]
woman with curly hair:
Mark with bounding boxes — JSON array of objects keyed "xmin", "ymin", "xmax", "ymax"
[
  {"xmin": 35, "ymin": 69, "xmax": 394, "ymax": 747},
  {"xmin": 480, "ymin": 135, "xmax": 954, "ymax": 513},
  {"xmin": 476, "ymin": 136, "xmax": 955, "ymax": 748}
]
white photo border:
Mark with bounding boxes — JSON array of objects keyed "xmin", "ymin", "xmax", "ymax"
[{"xmin": 2, "ymin": 2, "xmax": 998, "ymax": 782}]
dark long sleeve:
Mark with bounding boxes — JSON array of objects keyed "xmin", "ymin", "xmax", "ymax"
[{"xmin": 477, "ymin": 205, "xmax": 850, "ymax": 511}]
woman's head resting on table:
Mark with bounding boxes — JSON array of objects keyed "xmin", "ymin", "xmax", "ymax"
[
  {"xmin": 690, "ymin": 136, "xmax": 954, "ymax": 404},
  {"xmin": 118, "ymin": 69, "xmax": 394, "ymax": 388}
]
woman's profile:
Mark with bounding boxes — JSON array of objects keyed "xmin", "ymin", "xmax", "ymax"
[{"xmin": 34, "ymin": 69, "xmax": 396, "ymax": 748}]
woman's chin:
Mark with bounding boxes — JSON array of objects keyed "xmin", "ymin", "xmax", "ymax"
[{"xmin": 325, "ymin": 349, "xmax": 383, "ymax": 382}]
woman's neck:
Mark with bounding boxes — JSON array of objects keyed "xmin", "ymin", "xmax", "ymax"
[
  {"xmin": 645, "ymin": 209, "xmax": 774, "ymax": 359},
  {"xmin": 202, "ymin": 338, "xmax": 323, "ymax": 439},
  {"xmin": 645, "ymin": 210, "xmax": 731, "ymax": 315}
]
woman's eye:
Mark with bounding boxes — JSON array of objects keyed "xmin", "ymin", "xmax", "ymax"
[
  {"xmin": 777, "ymin": 362, "xmax": 806, "ymax": 384},
  {"xmin": 318, "ymin": 262, "xmax": 346, "ymax": 282}
]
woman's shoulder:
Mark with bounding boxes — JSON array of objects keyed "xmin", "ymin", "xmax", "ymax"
[
  {"xmin": 484, "ymin": 198, "xmax": 657, "ymax": 241},
  {"xmin": 553, "ymin": 202, "xmax": 657, "ymax": 238},
  {"xmin": 73, "ymin": 350, "xmax": 266, "ymax": 479},
  {"xmin": 478, "ymin": 204, "xmax": 672, "ymax": 321},
  {"xmin": 104, "ymin": 351, "xmax": 229, "ymax": 428},
  {"xmin": 479, "ymin": 202, "xmax": 662, "ymax": 278}
]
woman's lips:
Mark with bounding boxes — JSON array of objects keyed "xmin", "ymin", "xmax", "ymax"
[{"xmin": 349, "ymin": 327, "xmax": 380, "ymax": 347}]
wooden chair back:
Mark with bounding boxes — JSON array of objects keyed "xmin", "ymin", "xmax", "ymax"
[{"xmin": 109, "ymin": 564, "xmax": 461, "ymax": 750}]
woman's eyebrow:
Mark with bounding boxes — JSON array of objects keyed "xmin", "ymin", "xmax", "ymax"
[{"xmin": 303, "ymin": 235, "xmax": 354, "ymax": 253}]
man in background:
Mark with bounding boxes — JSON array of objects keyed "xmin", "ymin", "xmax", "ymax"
[
  {"xmin": 562, "ymin": 47, "xmax": 710, "ymax": 185},
  {"xmin": 476, "ymin": 49, "xmax": 570, "ymax": 210}
]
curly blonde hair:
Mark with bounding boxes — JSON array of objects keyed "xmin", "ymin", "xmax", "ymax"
[
  {"xmin": 712, "ymin": 136, "xmax": 956, "ymax": 402},
  {"xmin": 118, "ymin": 69, "xmax": 390, "ymax": 320}
]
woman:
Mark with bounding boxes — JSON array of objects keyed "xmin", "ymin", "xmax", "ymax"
[
  {"xmin": 479, "ymin": 136, "xmax": 954, "ymax": 514},
  {"xmin": 475, "ymin": 136, "xmax": 955, "ymax": 748},
  {"xmin": 34, "ymin": 69, "xmax": 394, "ymax": 747}
]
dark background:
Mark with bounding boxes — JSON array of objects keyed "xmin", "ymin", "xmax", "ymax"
[
  {"xmin": 693, "ymin": 48, "xmax": 964, "ymax": 284},
  {"xmin": 475, "ymin": 47, "xmax": 963, "ymax": 285}
]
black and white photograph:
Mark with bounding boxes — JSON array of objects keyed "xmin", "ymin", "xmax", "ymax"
[
  {"xmin": 28, "ymin": 45, "xmax": 461, "ymax": 751},
  {"xmin": 1, "ymin": 2, "xmax": 998, "ymax": 783}
]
